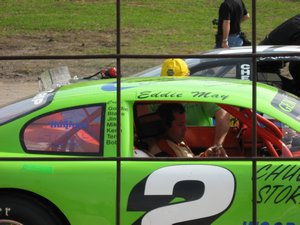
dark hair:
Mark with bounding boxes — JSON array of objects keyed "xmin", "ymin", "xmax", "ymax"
[{"xmin": 157, "ymin": 103, "xmax": 185, "ymax": 128}]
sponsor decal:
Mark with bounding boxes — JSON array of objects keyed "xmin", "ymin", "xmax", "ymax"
[
  {"xmin": 271, "ymin": 91, "xmax": 300, "ymax": 121},
  {"xmin": 137, "ymin": 91, "xmax": 183, "ymax": 99},
  {"xmin": 241, "ymin": 164, "xmax": 299, "ymax": 225},
  {"xmin": 136, "ymin": 91, "xmax": 229, "ymax": 101},
  {"xmin": 240, "ymin": 64, "xmax": 251, "ymax": 80},
  {"xmin": 257, "ymin": 164, "xmax": 300, "ymax": 205},
  {"xmin": 0, "ymin": 207, "xmax": 11, "ymax": 216},
  {"xmin": 243, "ymin": 222, "xmax": 295, "ymax": 225},
  {"xmin": 259, "ymin": 56, "xmax": 293, "ymax": 61},
  {"xmin": 105, "ymin": 101, "xmax": 128, "ymax": 145},
  {"xmin": 50, "ymin": 120, "xmax": 87, "ymax": 129},
  {"xmin": 191, "ymin": 91, "xmax": 229, "ymax": 101}
]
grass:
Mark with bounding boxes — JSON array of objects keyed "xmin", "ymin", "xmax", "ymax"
[{"xmin": 0, "ymin": 0, "xmax": 299, "ymax": 55}]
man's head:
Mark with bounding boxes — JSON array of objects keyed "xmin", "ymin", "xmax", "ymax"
[
  {"xmin": 157, "ymin": 103, "xmax": 187, "ymax": 143},
  {"xmin": 160, "ymin": 58, "xmax": 190, "ymax": 77}
]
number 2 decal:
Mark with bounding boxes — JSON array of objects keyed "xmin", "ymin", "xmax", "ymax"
[{"xmin": 127, "ymin": 165, "xmax": 235, "ymax": 225}]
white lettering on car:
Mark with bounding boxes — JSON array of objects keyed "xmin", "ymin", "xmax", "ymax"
[
  {"xmin": 0, "ymin": 207, "xmax": 11, "ymax": 217},
  {"xmin": 240, "ymin": 64, "xmax": 251, "ymax": 80}
]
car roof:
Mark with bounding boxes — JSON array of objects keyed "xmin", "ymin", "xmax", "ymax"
[
  {"xmin": 53, "ymin": 77, "xmax": 300, "ymax": 132},
  {"xmin": 132, "ymin": 45, "xmax": 300, "ymax": 77},
  {"xmin": 202, "ymin": 45, "xmax": 300, "ymax": 55},
  {"xmin": 56, "ymin": 76, "xmax": 256, "ymax": 103}
]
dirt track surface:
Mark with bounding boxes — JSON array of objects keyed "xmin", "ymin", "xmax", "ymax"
[
  {"xmin": 0, "ymin": 80, "xmax": 39, "ymax": 106},
  {"xmin": 0, "ymin": 31, "xmax": 160, "ymax": 105},
  {"xmin": 0, "ymin": 31, "xmax": 117, "ymax": 105}
]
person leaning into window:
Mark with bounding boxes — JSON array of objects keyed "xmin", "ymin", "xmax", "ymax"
[
  {"xmin": 160, "ymin": 58, "xmax": 231, "ymax": 146},
  {"xmin": 215, "ymin": 0, "xmax": 250, "ymax": 48},
  {"xmin": 148, "ymin": 103, "xmax": 228, "ymax": 157},
  {"xmin": 259, "ymin": 14, "xmax": 300, "ymax": 46},
  {"xmin": 259, "ymin": 14, "xmax": 300, "ymax": 96}
]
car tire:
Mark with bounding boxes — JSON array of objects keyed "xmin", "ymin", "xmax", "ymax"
[{"xmin": 0, "ymin": 193, "xmax": 65, "ymax": 225}]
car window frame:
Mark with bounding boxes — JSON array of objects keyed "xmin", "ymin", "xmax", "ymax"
[{"xmin": 20, "ymin": 103, "xmax": 106, "ymax": 156}]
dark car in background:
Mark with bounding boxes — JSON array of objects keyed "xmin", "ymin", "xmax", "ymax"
[{"xmin": 133, "ymin": 45, "xmax": 300, "ymax": 96}]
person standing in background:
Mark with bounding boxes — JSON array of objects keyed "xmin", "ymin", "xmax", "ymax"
[{"xmin": 216, "ymin": 0, "xmax": 250, "ymax": 48}]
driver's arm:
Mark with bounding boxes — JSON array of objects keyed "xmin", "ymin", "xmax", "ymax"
[
  {"xmin": 201, "ymin": 108, "xmax": 230, "ymax": 157},
  {"xmin": 214, "ymin": 108, "xmax": 230, "ymax": 146}
]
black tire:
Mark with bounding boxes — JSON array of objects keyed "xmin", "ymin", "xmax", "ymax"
[{"xmin": 0, "ymin": 193, "xmax": 65, "ymax": 225}]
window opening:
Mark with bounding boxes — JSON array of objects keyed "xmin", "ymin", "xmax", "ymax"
[{"xmin": 23, "ymin": 105, "xmax": 104, "ymax": 155}]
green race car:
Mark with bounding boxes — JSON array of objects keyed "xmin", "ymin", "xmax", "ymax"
[{"xmin": 0, "ymin": 76, "xmax": 299, "ymax": 225}]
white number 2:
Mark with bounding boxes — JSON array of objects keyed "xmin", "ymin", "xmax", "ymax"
[{"xmin": 129, "ymin": 165, "xmax": 235, "ymax": 225}]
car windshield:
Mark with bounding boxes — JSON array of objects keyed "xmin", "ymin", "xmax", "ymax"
[{"xmin": 0, "ymin": 91, "xmax": 55, "ymax": 125}]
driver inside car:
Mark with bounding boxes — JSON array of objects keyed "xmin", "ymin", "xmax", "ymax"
[{"xmin": 148, "ymin": 103, "xmax": 228, "ymax": 157}]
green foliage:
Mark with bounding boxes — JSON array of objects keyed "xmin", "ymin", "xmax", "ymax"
[{"xmin": 0, "ymin": 0, "xmax": 299, "ymax": 54}]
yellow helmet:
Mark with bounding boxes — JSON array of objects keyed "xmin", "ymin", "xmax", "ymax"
[{"xmin": 160, "ymin": 58, "xmax": 190, "ymax": 77}]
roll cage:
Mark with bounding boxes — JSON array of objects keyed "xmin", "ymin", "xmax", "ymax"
[{"xmin": 133, "ymin": 100, "xmax": 299, "ymax": 159}]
